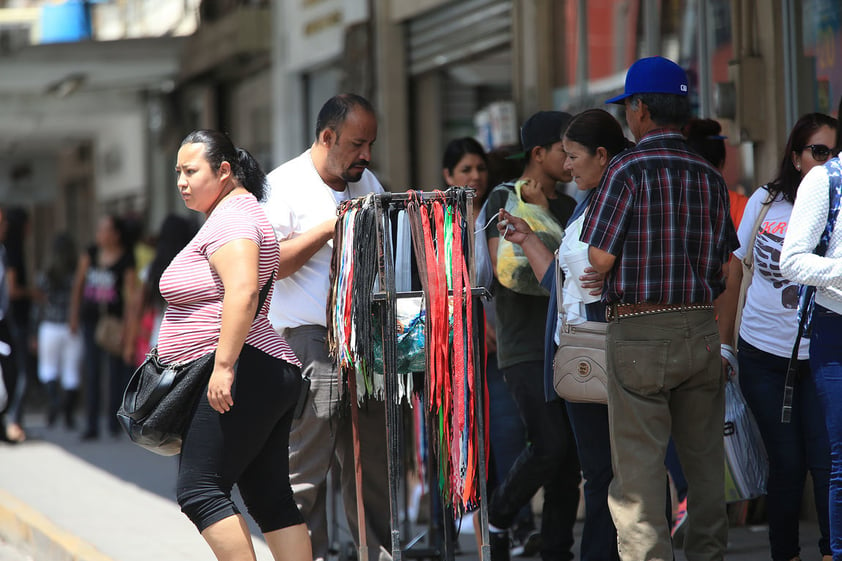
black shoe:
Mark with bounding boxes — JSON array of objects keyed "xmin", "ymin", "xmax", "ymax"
[
  {"xmin": 511, "ymin": 531, "xmax": 541, "ymax": 557},
  {"xmin": 63, "ymin": 390, "xmax": 78, "ymax": 430},
  {"xmin": 80, "ymin": 430, "xmax": 99, "ymax": 441},
  {"xmin": 45, "ymin": 382, "xmax": 60, "ymax": 427},
  {"xmin": 511, "ymin": 520, "xmax": 536, "ymax": 547},
  {"xmin": 47, "ymin": 408, "xmax": 58, "ymax": 428},
  {"xmin": 490, "ymin": 531, "xmax": 510, "ymax": 561}
]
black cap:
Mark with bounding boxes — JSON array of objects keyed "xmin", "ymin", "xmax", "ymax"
[{"xmin": 507, "ymin": 111, "xmax": 574, "ymax": 160}]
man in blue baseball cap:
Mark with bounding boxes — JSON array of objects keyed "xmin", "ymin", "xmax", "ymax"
[
  {"xmin": 604, "ymin": 55, "xmax": 690, "ymax": 104},
  {"xmin": 580, "ymin": 56, "xmax": 738, "ymax": 561}
]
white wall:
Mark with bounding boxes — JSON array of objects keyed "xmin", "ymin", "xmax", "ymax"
[
  {"xmin": 93, "ymin": 112, "xmax": 147, "ymax": 201},
  {"xmin": 93, "ymin": 0, "xmax": 201, "ymax": 40},
  {"xmin": 230, "ymin": 70, "xmax": 273, "ymax": 169},
  {"xmin": 0, "ymin": 90, "xmax": 148, "ymax": 204}
]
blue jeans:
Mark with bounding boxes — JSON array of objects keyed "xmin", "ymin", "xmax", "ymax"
[
  {"xmin": 486, "ymin": 356, "xmax": 534, "ymax": 532},
  {"xmin": 809, "ymin": 307, "xmax": 842, "ymax": 560},
  {"xmin": 492, "ymin": 360, "xmax": 581, "ymax": 561},
  {"xmin": 738, "ymin": 336, "xmax": 831, "ymax": 560},
  {"xmin": 565, "ymin": 401, "xmax": 620, "ymax": 561},
  {"xmin": 665, "ymin": 440, "xmax": 687, "ymax": 501}
]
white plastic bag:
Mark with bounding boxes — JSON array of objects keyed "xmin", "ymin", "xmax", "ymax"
[
  {"xmin": 474, "ymin": 200, "xmax": 494, "ymax": 291},
  {"xmin": 722, "ymin": 353, "xmax": 768, "ymax": 503}
]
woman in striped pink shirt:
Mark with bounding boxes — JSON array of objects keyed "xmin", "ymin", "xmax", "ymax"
[{"xmin": 161, "ymin": 130, "xmax": 311, "ymax": 561}]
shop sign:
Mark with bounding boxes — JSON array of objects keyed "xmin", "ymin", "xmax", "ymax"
[{"xmin": 283, "ymin": 0, "xmax": 368, "ymax": 71}]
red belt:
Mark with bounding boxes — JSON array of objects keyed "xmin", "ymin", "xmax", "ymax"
[{"xmin": 606, "ymin": 302, "xmax": 713, "ymax": 321}]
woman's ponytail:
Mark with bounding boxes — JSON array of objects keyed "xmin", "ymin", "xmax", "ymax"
[{"xmin": 235, "ymin": 147, "xmax": 268, "ymax": 202}]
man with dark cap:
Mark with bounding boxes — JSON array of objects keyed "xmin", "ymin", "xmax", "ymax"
[
  {"xmin": 581, "ymin": 56, "xmax": 738, "ymax": 561},
  {"xmin": 485, "ymin": 110, "xmax": 581, "ymax": 561}
]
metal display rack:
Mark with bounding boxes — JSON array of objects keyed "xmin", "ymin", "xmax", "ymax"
[{"xmin": 345, "ymin": 189, "xmax": 490, "ymax": 561}]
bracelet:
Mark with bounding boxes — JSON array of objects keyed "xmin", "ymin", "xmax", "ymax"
[{"xmin": 720, "ymin": 343, "xmax": 736, "ymax": 355}]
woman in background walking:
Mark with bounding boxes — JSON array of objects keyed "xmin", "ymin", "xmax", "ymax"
[
  {"xmin": 35, "ymin": 233, "xmax": 83, "ymax": 429},
  {"xmin": 70, "ymin": 213, "xmax": 137, "ymax": 440}
]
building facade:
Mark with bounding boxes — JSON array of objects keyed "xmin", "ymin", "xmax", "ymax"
[
  {"xmin": 1, "ymin": 0, "xmax": 841, "ymax": 270},
  {"xmin": 372, "ymin": 0, "xmax": 842, "ymax": 194},
  {"xmin": 0, "ymin": 0, "xmax": 199, "ymax": 269}
]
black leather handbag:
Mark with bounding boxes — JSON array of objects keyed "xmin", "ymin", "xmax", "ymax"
[
  {"xmin": 116, "ymin": 350, "xmax": 215, "ymax": 456},
  {"xmin": 117, "ymin": 276, "xmax": 273, "ymax": 455}
]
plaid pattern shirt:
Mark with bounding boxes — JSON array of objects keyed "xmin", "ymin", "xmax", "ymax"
[{"xmin": 580, "ymin": 128, "xmax": 739, "ymax": 305}]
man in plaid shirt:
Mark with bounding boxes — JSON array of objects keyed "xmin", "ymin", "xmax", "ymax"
[{"xmin": 581, "ymin": 57, "xmax": 739, "ymax": 561}]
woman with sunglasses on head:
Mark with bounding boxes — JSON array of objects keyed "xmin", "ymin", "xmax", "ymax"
[
  {"xmin": 781, "ymin": 100, "xmax": 842, "ymax": 561},
  {"xmin": 722, "ymin": 112, "xmax": 837, "ymax": 561}
]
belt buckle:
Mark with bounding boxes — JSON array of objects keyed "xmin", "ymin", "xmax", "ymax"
[{"xmin": 606, "ymin": 303, "xmax": 617, "ymax": 322}]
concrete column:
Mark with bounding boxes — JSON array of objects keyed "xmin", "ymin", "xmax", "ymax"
[
  {"xmin": 271, "ymin": 1, "xmax": 304, "ymax": 168},
  {"xmin": 642, "ymin": 0, "xmax": 661, "ymax": 57},
  {"xmin": 512, "ymin": 0, "xmax": 554, "ymax": 117},
  {"xmin": 412, "ymin": 71, "xmax": 443, "ymax": 190},
  {"xmin": 372, "ymin": 0, "xmax": 410, "ymax": 192},
  {"xmin": 730, "ymin": 0, "xmax": 787, "ymax": 186},
  {"xmin": 144, "ymin": 92, "xmax": 183, "ymax": 229}
]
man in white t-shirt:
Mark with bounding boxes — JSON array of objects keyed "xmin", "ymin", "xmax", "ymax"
[{"xmin": 263, "ymin": 94, "xmax": 389, "ymax": 561}]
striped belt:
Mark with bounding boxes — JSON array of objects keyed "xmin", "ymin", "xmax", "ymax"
[{"xmin": 606, "ymin": 302, "xmax": 714, "ymax": 321}]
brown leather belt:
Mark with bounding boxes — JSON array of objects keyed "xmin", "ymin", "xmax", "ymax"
[{"xmin": 606, "ymin": 302, "xmax": 714, "ymax": 321}]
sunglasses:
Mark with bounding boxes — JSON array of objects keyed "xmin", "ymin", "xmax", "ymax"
[{"xmin": 804, "ymin": 144, "xmax": 833, "ymax": 162}]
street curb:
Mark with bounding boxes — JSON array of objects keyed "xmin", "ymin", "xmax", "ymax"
[{"xmin": 0, "ymin": 488, "xmax": 114, "ymax": 561}]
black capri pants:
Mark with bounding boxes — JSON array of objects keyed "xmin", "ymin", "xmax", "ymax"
[{"xmin": 177, "ymin": 344, "xmax": 304, "ymax": 533}]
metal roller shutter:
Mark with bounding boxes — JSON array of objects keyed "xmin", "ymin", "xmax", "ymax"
[{"xmin": 407, "ymin": 0, "xmax": 512, "ymax": 76}]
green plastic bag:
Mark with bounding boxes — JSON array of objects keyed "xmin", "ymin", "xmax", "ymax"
[{"xmin": 496, "ymin": 180, "xmax": 565, "ymax": 296}]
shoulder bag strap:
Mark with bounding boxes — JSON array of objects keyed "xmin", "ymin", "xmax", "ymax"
[
  {"xmin": 741, "ymin": 191, "xmax": 773, "ymax": 274},
  {"xmin": 732, "ymin": 191, "xmax": 773, "ymax": 347},
  {"xmin": 555, "ymin": 250, "xmax": 587, "ymax": 334},
  {"xmin": 782, "ymin": 160, "xmax": 842, "ymax": 422},
  {"xmin": 255, "ymin": 272, "xmax": 273, "ymax": 321}
]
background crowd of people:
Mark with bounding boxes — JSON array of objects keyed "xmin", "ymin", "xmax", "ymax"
[
  {"xmin": 0, "ymin": 209, "xmax": 198, "ymax": 444},
  {"xmin": 2, "ymin": 62, "xmax": 842, "ymax": 561}
]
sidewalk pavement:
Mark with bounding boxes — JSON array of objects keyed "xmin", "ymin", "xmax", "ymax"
[
  {"xmin": 0, "ymin": 413, "xmax": 825, "ymax": 561},
  {"xmin": 0, "ymin": 417, "xmax": 273, "ymax": 561}
]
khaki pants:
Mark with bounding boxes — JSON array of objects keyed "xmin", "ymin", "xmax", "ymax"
[
  {"xmin": 605, "ymin": 310, "xmax": 727, "ymax": 561},
  {"xmin": 283, "ymin": 325, "xmax": 392, "ymax": 561}
]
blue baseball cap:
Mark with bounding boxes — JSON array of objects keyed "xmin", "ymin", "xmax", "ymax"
[{"xmin": 605, "ymin": 56, "xmax": 689, "ymax": 105}]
